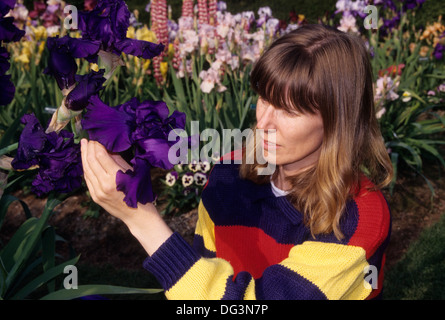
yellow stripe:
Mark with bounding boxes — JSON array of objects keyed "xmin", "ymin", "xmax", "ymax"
[
  {"xmin": 194, "ymin": 201, "xmax": 216, "ymax": 253},
  {"xmin": 280, "ymin": 241, "xmax": 372, "ymax": 300},
  {"xmin": 166, "ymin": 257, "xmax": 233, "ymax": 300}
]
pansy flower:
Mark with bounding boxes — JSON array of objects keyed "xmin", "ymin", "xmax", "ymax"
[
  {"xmin": 165, "ymin": 171, "xmax": 178, "ymax": 187},
  {"xmin": 182, "ymin": 173, "xmax": 194, "ymax": 187},
  {"xmin": 193, "ymin": 172, "xmax": 207, "ymax": 186},
  {"xmin": 11, "ymin": 114, "xmax": 83, "ymax": 196}
]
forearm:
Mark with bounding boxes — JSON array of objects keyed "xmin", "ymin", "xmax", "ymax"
[{"xmin": 124, "ymin": 204, "xmax": 174, "ymax": 257}]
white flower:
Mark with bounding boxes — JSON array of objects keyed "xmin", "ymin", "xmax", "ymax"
[
  {"xmin": 199, "ymin": 161, "xmax": 211, "ymax": 173},
  {"xmin": 194, "ymin": 172, "xmax": 207, "ymax": 186},
  {"xmin": 188, "ymin": 160, "xmax": 200, "ymax": 172},
  {"xmin": 439, "ymin": 83, "xmax": 445, "ymax": 92},
  {"xmin": 338, "ymin": 11, "xmax": 359, "ymax": 34},
  {"xmin": 182, "ymin": 173, "xmax": 194, "ymax": 187},
  {"xmin": 374, "ymin": 75, "xmax": 400, "ymax": 103},
  {"xmin": 165, "ymin": 172, "xmax": 177, "ymax": 186},
  {"xmin": 376, "ymin": 107, "xmax": 386, "ymax": 119},
  {"xmin": 402, "ymin": 91, "xmax": 412, "ymax": 102}
]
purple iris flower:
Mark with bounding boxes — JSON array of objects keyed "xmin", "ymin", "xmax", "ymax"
[
  {"xmin": 81, "ymin": 96, "xmax": 186, "ymax": 207},
  {"xmin": 0, "ymin": 16, "xmax": 25, "ymax": 42},
  {"xmin": 11, "ymin": 114, "xmax": 47, "ymax": 170},
  {"xmin": 11, "ymin": 114, "xmax": 83, "ymax": 197},
  {"xmin": 77, "ymin": 0, "xmax": 165, "ymax": 59},
  {"xmin": 0, "ymin": 0, "xmax": 25, "ymax": 106},
  {"xmin": 434, "ymin": 44, "xmax": 444, "ymax": 61},
  {"xmin": 0, "ymin": 73, "xmax": 14, "ymax": 105},
  {"xmin": 44, "ymin": 36, "xmax": 101, "ymax": 91},
  {"xmin": 65, "ymin": 70, "xmax": 106, "ymax": 111},
  {"xmin": 80, "ymin": 95, "xmax": 136, "ymax": 152},
  {"xmin": 116, "ymin": 157, "xmax": 156, "ymax": 208},
  {"xmin": 0, "ymin": 0, "xmax": 16, "ymax": 17}
]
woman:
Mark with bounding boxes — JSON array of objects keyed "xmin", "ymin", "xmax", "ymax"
[{"xmin": 81, "ymin": 24, "xmax": 393, "ymax": 300}]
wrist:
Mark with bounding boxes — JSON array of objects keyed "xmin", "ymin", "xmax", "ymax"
[{"xmin": 124, "ymin": 203, "xmax": 173, "ymax": 256}]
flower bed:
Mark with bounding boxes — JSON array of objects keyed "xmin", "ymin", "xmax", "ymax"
[{"xmin": 0, "ymin": 0, "xmax": 444, "ymax": 299}]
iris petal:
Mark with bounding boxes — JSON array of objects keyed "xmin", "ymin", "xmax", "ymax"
[
  {"xmin": 65, "ymin": 70, "xmax": 106, "ymax": 111},
  {"xmin": 81, "ymin": 96, "xmax": 135, "ymax": 152},
  {"xmin": 116, "ymin": 157, "xmax": 155, "ymax": 208},
  {"xmin": 114, "ymin": 38, "xmax": 165, "ymax": 59}
]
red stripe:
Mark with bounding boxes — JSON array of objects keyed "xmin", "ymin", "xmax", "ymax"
[
  {"xmin": 348, "ymin": 177, "xmax": 391, "ymax": 260},
  {"xmin": 215, "ymin": 225, "xmax": 293, "ymax": 279}
]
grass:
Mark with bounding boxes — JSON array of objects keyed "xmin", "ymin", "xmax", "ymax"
[{"xmin": 384, "ymin": 213, "xmax": 445, "ymax": 300}]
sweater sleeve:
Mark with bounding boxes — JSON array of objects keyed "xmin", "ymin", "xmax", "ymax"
[{"xmin": 143, "ymin": 201, "xmax": 373, "ymax": 300}]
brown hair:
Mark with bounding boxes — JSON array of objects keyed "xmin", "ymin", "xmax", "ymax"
[{"xmin": 240, "ymin": 24, "xmax": 393, "ymax": 239}]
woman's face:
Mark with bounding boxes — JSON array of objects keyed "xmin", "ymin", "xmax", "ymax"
[{"xmin": 256, "ymin": 97, "xmax": 324, "ymax": 174}]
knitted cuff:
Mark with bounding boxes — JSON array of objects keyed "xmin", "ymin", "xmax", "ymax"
[{"xmin": 142, "ymin": 232, "xmax": 201, "ymax": 291}]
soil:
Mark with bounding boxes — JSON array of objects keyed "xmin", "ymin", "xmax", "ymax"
[{"xmin": 1, "ymin": 163, "xmax": 445, "ymax": 275}]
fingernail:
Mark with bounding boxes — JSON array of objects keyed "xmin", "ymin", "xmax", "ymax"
[{"xmin": 80, "ymin": 139, "xmax": 86, "ymax": 147}]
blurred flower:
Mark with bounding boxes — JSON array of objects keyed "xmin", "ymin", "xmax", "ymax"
[
  {"xmin": 401, "ymin": 91, "xmax": 412, "ymax": 102},
  {"xmin": 374, "ymin": 74, "xmax": 400, "ymax": 103},
  {"xmin": 376, "ymin": 107, "xmax": 386, "ymax": 119}
]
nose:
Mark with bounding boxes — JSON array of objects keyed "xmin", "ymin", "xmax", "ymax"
[{"xmin": 256, "ymin": 103, "xmax": 276, "ymax": 130}]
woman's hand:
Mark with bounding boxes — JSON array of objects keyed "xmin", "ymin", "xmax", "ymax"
[{"xmin": 80, "ymin": 139, "xmax": 173, "ymax": 256}]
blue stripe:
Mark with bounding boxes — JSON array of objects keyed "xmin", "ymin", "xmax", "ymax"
[
  {"xmin": 192, "ymin": 234, "xmax": 216, "ymax": 258},
  {"xmin": 255, "ymin": 264, "xmax": 327, "ymax": 300}
]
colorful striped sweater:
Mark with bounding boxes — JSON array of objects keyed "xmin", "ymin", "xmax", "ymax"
[{"xmin": 143, "ymin": 162, "xmax": 391, "ymax": 300}]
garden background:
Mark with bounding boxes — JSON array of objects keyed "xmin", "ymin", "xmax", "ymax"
[{"xmin": 1, "ymin": 0, "xmax": 445, "ymax": 300}]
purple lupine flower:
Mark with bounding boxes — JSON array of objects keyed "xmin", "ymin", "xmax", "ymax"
[
  {"xmin": 81, "ymin": 96, "xmax": 186, "ymax": 207},
  {"xmin": 11, "ymin": 114, "xmax": 83, "ymax": 196},
  {"xmin": 65, "ymin": 69, "xmax": 106, "ymax": 111},
  {"xmin": 44, "ymin": 36, "xmax": 101, "ymax": 91}
]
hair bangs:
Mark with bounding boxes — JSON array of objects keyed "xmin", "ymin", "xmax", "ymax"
[{"xmin": 251, "ymin": 43, "xmax": 319, "ymax": 115}]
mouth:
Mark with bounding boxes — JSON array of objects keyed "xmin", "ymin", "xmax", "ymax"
[{"xmin": 263, "ymin": 139, "xmax": 280, "ymax": 151}]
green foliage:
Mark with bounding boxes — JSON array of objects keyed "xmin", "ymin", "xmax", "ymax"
[
  {"xmin": 367, "ymin": 12, "xmax": 445, "ymax": 195},
  {"xmin": 384, "ymin": 213, "xmax": 445, "ymax": 300},
  {"xmin": 0, "ymin": 192, "xmax": 163, "ymax": 299}
]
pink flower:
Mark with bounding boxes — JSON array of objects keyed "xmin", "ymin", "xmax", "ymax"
[{"xmin": 181, "ymin": 0, "xmax": 194, "ymax": 18}]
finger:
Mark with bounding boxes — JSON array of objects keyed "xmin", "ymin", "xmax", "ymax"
[
  {"xmin": 110, "ymin": 153, "xmax": 133, "ymax": 171},
  {"xmin": 91, "ymin": 141, "xmax": 124, "ymax": 176},
  {"xmin": 80, "ymin": 139, "xmax": 100, "ymax": 197}
]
